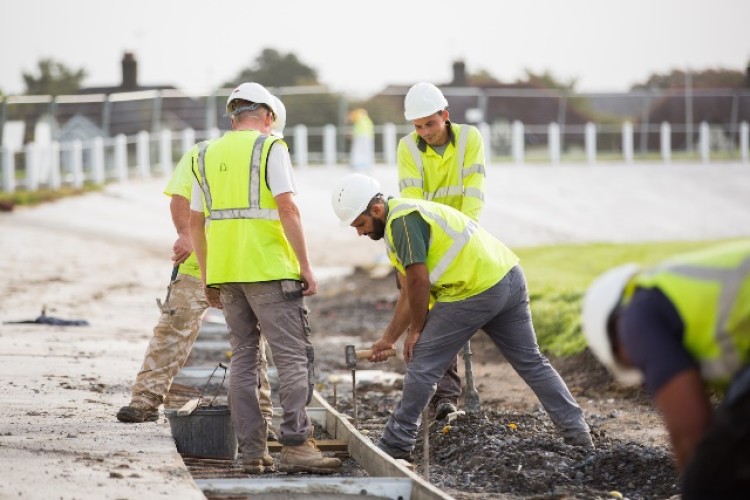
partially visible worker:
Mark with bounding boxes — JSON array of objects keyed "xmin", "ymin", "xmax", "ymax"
[
  {"xmin": 190, "ymin": 82, "xmax": 341, "ymax": 474},
  {"xmin": 582, "ymin": 240, "xmax": 750, "ymax": 499},
  {"xmin": 397, "ymin": 82, "xmax": 487, "ymax": 419},
  {"xmin": 116, "ymin": 96, "xmax": 284, "ymax": 436},
  {"xmin": 348, "ymin": 108, "xmax": 374, "ymax": 171},
  {"xmin": 331, "ymin": 173, "xmax": 593, "ymax": 461}
]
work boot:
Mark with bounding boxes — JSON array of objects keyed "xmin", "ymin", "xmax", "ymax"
[
  {"xmin": 376, "ymin": 439, "xmax": 412, "ymax": 461},
  {"xmin": 267, "ymin": 428, "xmax": 278, "ymax": 441},
  {"xmin": 564, "ymin": 431, "xmax": 595, "ymax": 451},
  {"xmin": 242, "ymin": 452, "xmax": 274, "ymax": 474},
  {"xmin": 278, "ymin": 439, "xmax": 342, "ymax": 474},
  {"xmin": 116, "ymin": 405, "xmax": 159, "ymax": 423},
  {"xmin": 434, "ymin": 399, "xmax": 458, "ymax": 421}
]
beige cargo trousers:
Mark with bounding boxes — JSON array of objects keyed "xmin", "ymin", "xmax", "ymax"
[{"xmin": 129, "ymin": 274, "xmax": 273, "ymax": 424}]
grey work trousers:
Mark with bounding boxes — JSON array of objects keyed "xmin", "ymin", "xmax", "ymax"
[
  {"xmin": 382, "ymin": 265, "xmax": 590, "ymax": 452},
  {"xmin": 220, "ymin": 281, "xmax": 313, "ymax": 457}
]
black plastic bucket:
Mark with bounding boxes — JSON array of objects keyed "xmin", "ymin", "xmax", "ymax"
[{"xmin": 165, "ymin": 404, "xmax": 238, "ymax": 459}]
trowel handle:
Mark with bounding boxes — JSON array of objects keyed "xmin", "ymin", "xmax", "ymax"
[{"xmin": 356, "ymin": 348, "xmax": 397, "ymax": 360}]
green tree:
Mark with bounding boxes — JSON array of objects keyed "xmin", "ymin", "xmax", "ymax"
[
  {"xmin": 469, "ymin": 68, "xmax": 500, "ymax": 85},
  {"xmin": 224, "ymin": 48, "xmax": 319, "ymax": 88},
  {"xmin": 23, "ymin": 58, "xmax": 87, "ymax": 96},
  {"xmin": 631, "ymin": 66, "xmax": 746, "ymax": 90},
  {"xmin": 517, "ymin": 69, "xmax": 577, "ymax": 91}
]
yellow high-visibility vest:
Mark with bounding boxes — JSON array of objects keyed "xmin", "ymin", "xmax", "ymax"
[
  {"xmin": 192, "ymin": 130, "xmax": 299, "ymax": 285},
  {"xmin": 625, "ymin": 240, "xmax": 750, "ymax": 387},
  {"xmin": 397, "ymin": 123, "xmax": 485, "ymax": 221},
  {"xmin": 384, "ymin": 198, "xmax": 518, "ymax": 303}
]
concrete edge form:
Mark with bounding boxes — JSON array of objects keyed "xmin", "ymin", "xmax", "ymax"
[
  {"xmin": 311, "ymin": 391, "xmax": 455, "ymax": 500},
  {"xmin": 196, "ymin": 477, "xmax": 413, "ymax": 497}
]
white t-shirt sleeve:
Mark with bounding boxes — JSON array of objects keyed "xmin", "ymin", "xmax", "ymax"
[
  {"xmin": 267, "ymin": 143, "xmax": 297, "ymax": 196},
  {"xmin": 190, "ymin": 180, "xmax": 204, "ymax": 212}
]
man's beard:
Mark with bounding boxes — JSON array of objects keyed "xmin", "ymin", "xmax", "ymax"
[{"xmin": 368, "ymin": 217, "xmax": 385, "ymax": 240}]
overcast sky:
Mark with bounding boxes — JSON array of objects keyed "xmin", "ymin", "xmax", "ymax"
[{"xmin": 1, "ymin": 0, "xmax": 748, "ymax": 98}]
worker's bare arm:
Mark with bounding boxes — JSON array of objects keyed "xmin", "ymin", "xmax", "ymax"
[
  {"xmin": 276, "ymin": 192, "xmax": 317, "ymax": 296},
  {"xmin": 653, "ymin": 368, "xmax": 713, "ymax": 472},
  {"xmin": 170, "ymin": 195, "xmax": 192, "ymax": 264}
]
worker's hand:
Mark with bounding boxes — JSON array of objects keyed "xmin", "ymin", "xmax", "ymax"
[
  {"xmin": 403, "ymin": 328, "xmax": 421, "ymax": 364},
  {"xmin": 205, "ymin": 286, "xmax": 222, "ymax": 309},
  {"xmin": 300, "ymin": 268, "xmax": 317, "ymax": 296},
  {"xmin": 172, "ymin": 234, "xmax": 193, "ymax": 265},
  {"xmin": 369, "ymin": 338, "xmax": 395, "ymax": 362}
]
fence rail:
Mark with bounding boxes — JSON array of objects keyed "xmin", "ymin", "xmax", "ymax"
[{"xmin": 2, "ymin": 119, "xmax": 748, "ymax": 194}]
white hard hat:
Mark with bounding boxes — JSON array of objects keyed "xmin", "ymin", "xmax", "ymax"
[
  {"xmin": 271, "ymin": 95, "xmax": 286, "ymax": 138},
  {"xmin": 581, "ymin": 263, "xmax": 643, "ymax": 386},
  {"xmin": 331, "ymin": 173, "xmax": 381, "ymax": 226},
  {"xmin": 404, "ymin": 82, "xmax": 449, "ymax": 121},
  {"xmin": 226, "ymin": 82, "xmax": 277, "ymax": 118}
]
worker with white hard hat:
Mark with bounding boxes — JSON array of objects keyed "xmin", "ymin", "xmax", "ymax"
[
  {"xmin": 331, "ymin": 173, "xmax": 593, "ymax": 461},
  {"xmin": 189, "ymin": 82, "xmax": 341, "ymax": 475},
  {"xmin": 398, "ymin": 82, "xmax": 488, "ymax": 420},
  {"xmin": 116, "ymin": 89, "xmax": 280, "ymax": 438},
  {"xmin": 271, "ymin": 95, "xmax": 286, "ymax": 138},
  {"xmin": 582, "ymin": 239, "xmax": 750, "ymax": 498}
]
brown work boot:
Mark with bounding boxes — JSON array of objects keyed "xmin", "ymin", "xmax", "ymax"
[
  {"xmin": 242, "ymin": 452, "xmax": 275, "ymax": 474},
  {"xmin": 433, "ymin": 399, "xmax": 458, "ymax": 421},
  {"xmin": 278, "ymin": 439, "xmax": 342, "ymax": 474},
  {"xmin": 116, "ymin": 404, "xmax": 159, "ymax": 423}
]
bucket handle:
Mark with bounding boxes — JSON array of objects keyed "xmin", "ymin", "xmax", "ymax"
[{"xmin": 198, "ymin": 362, "xmax": 228, "ymax": 408}]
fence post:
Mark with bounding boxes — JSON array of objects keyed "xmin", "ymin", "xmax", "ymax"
[
  {"xmin": 741, "ymin": 121, "xmax": 749, "ymax": 164},
  {"xmin": 160, "ymin": 129, "xmax": 173, "ymax": 176},
  {"xmin": 585, "ymin": 122, "xmax": 597, "ymax": 165},
  {"xmin": 115, "ymin": 134, "xmax": 128, "ymax": 182},
  {"xmin": 92, "ymin": 137, "xmax": 105, "ymax": 184},
  {"xmin": 478, "ymin": 122, "xmax": 491, "ymax": 164},
  {"xmin": 2, "ymin": 146, "xmax": 15, "ymax": 193},
  {"xmin": 660, "ymin": 122, "xmax": 671, "ymax": 164},
  {"xmin": 25, "ymin": 143, "xmax": 38, "ymax": 191},
  {"xmin": 548, "ymin": 123, "xmax": 560, "ymax": 164},
  {"xmin": 294, "ymin": 124, "xmax": 308, "ymax": 167},
  {"xmin": 323, "ymin": 124, "xmax": 337, "ymax": 166},
  {"xmin": 137, "ymin": 131, "xmax": 150, "ymax": 179},
  {"xmin": 181, "ymin": 128, "xmax": 195, "ymax": 154},
  {"xmin": 622, "ymin": 121, "xmax": 634, "ymax": 164},
  {"xmin": 71, "ymin": 140, "xmax": 83, "ymax": 188},
  {"xmin": 49, "ymin": 142, "xmax": 61, "ymax": 190},
  {"xmin": 699, "ymin": 121, "xmax": 710, "ymax": 163},
  {"xmin": 383, "ymin": 123, "xmax": 397, "ymax": 166},
  {"xmin": 512, "ymin": 120, "xmax": 524, "ymax": 164}
]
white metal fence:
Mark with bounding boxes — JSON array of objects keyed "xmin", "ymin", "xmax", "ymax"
[{"xmin": 2, "ymin": 120, "xmax": 748, "ymax": 194}]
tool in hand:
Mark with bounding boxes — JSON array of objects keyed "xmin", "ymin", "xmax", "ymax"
[
  {"xmin": 345, "ymin": 345, "xmax": 397, "ymax": 428},
  {"xmin": 156, "ymin": 266, "xmax": 180, "ymax": 315},
  {"xmin": 462, "ymin": 340, "xmax": 481, "ymax": 412}
]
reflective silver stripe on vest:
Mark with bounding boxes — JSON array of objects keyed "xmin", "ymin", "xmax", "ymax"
[
  {"xmin": 197, "ymin": 141, "xmax": 213, "ymax": 214},
  {"xmin": 387, "ymin": 202, "xmax": 477, "ymax": 284},
  {"xmin": 399, "ymin": 126, "xmax": 483, "ymax": 202},
  {"xmin": 198, "ymin": 136, "xmax": 280, "ymax": 221},
  {"xmin": 646, "ymin": 255, "xmax": 750, "ymax": 380}
]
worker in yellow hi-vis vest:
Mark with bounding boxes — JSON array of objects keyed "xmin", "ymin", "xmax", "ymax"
[
  {"xmin": 397, "ymin": 82, "xmax": 487, "ymax": 420},
  {"xmin": 582, "ymin": 240, "xmax": 750, "ymax": 499}
]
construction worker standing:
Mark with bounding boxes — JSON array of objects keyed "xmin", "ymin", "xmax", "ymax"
[
  {"xmin": 115, "ymin": 97, "xmax": 287, "ymax": 432},
  {"xmin": 348, "ymin": 108, "xmax": 374, "ymax": 171},
  {"xmin": 190, "ymin": 82, "xmax": 340, "ymax": 475},
  {"xmin": 331, "ymin": 173, "xmax": 593, "ymax": 461},
  {"xmin": 582, "ymin": 240, "xmax": 750, "ymax": 498},
  {"xmin": 397, "ymin": 82, "xmax": 486, "ymax": 419}
]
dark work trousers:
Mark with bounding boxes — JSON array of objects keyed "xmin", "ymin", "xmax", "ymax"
[{"xmin": 381, "ymin": 265, "xmax": 590, "ymax": 452}]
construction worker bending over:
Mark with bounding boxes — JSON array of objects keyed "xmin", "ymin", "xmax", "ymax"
[
  {"xmin": 116, "ymin": 106, "xmax": 283, "ymax": 433},
  {"xmin": 190, "ymin": 82, "xmax": 340, "ymax": 475},
  {"xmin": 582, "ymin": 240, "xmax": 750, "ymax": 498},
  {"xmin": 331, "ymin": 173, "xmax": 593, "ymax": 460},
  {"xmin": 397, "ymin": 82, "xmax": 487, "ymax": 419}
]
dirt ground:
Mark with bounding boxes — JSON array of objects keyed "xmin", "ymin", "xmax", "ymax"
[{"xmin": 301, "ymin": 267, "xmax": 679, "ymax": 500}]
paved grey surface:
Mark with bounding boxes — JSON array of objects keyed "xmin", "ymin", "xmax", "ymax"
[{"xmin": 1, "ymin": 161, "xmax": 748, "ymax": 499}]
